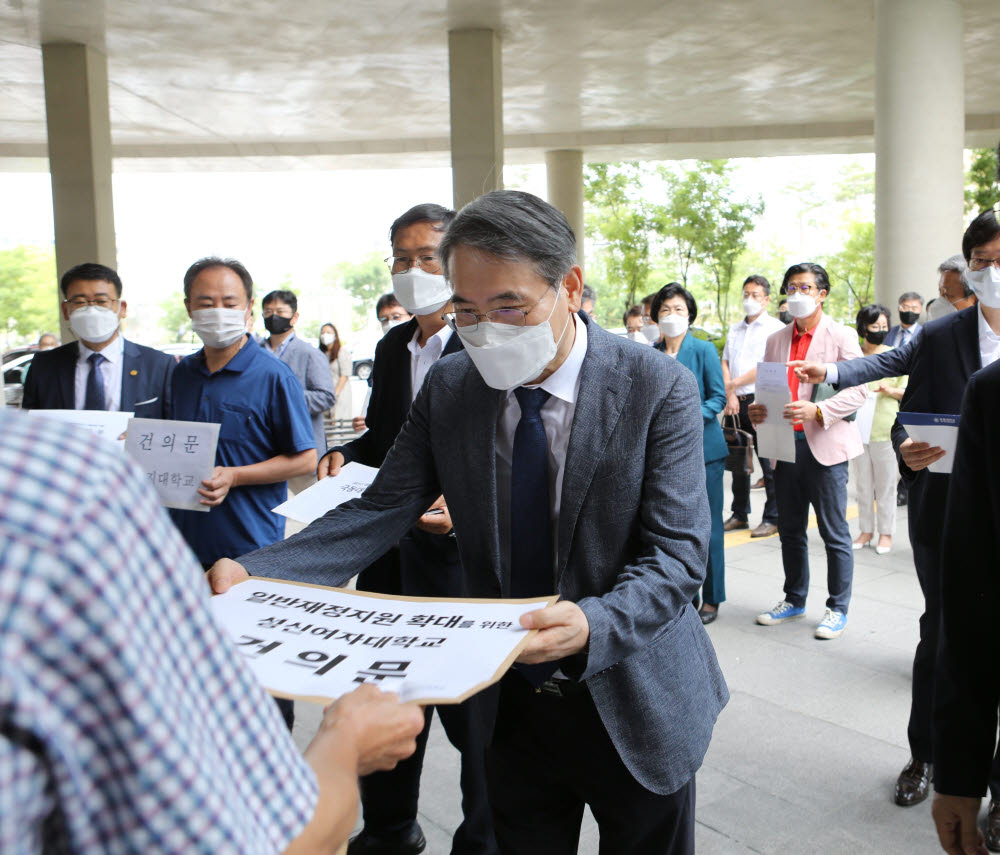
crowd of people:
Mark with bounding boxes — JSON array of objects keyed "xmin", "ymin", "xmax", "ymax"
[{"xmin": 3, "ymin": 192, "xmax": 1000, "ymax": 855}]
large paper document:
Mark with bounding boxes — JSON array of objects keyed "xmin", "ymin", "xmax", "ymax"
[
  {"xmin": 896, "ymin": 412, "xmax": 960, "ymax": 475},
  {"xmin": 210, "ymin": 578, "xmax": 558, "ymax": 704},
  {"xmin": 124, "ymin": 418, "xmax": 220, "ymax": 511},
  {"xmin": 854, "ymin": 393, "xmax": 878, "ymax": 445},
  {"xmin": 754, "ymin": 362, "xmax": 796, "ymax": 463},
  {"xmin": 272, "ymin": 461, "xmax": 379, "ymax": 524},
  {"xmin": 27, "ymin": 408, "xmax": 133, "ymax": 450}
]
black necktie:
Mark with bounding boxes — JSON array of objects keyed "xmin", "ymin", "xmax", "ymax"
[
  {"xmin": 510, "ymin": 387, "xmax": 557, "ymax": 686},
  {"xmin": 84, "ymin": 352, "xmax": 107, "ymax": 410}
]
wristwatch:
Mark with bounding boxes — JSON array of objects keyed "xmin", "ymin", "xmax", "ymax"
[{"xmin": 815, "ymin": 406, "xmax": 824, "ymax": 425}]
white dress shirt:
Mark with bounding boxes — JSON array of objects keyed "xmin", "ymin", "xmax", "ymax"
[
  {"xmin": 74, "ymin": 334, "xmax": 124, "ymax": 411},
  {"xmin": 978, "ymin": 304, "xmax": 1000, "ymax": 368},
  {"xmin": 496, "ymin": 313, "xmax": 587, "ymax": 562},
  {"xmin": 722, "ymin": 312, "xmax": 786, "ymax": 395},
  {"xmin": 407, "ymin": 325, "xmax": 454, "ymax": 403}
]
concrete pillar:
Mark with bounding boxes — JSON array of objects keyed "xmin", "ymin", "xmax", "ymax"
[
  {"xmin": 546, "ymin": 149, "xmax": 585, "ymax": 275},
  {"xmin": 448, "ymin": 29, "xmax": 503, "ymax": 210},
  {"xmin": 42, "ymin": 42, "xmax": 117, "ymax": 340},
  {"xmin": 874, "ymin": 0, "xmax": 965, "ymax": 311}
]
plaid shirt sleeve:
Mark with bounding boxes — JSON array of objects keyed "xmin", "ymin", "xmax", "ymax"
[{"xmin": 0, "ymin": 410, "xmax": 318, "ymax": 854}]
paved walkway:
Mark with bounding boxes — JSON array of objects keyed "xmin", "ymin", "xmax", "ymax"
[{"xmin": 292, "ymin": 475, "xmax": 945, "ymax": 854}]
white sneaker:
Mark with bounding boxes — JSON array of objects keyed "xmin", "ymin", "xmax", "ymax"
[{"xmin": 815, "ymin": 608, "xmax": 847, "ymax": 639}]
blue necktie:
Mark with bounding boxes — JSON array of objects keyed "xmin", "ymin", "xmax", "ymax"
[
  {"xmin": 84, "ymin": 352, "xmax": 107, "ymax": 410},
  {"xmin": 510, "ymin": 386, "xmax": 557, "ymax": 686}
]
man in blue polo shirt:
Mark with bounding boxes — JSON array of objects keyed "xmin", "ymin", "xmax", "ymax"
[{"xmin": 169, "ymin": 256, "xmax": 317, "ymax": 567}]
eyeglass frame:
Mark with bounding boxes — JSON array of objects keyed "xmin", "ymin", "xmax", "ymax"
[
  {"xmin": 384, "ymin": 254, "xmax": 443, "ymax": 275},
  {"xmin": 784, "ymin": 283, "xmax": 822, "ymax": 296},
  {"xmin": 969, "ymin": 256, "xmax": 1000, "ymax": 271},
  {"xmin": 63, "ymin": 296, "xmax": 120, "ymax": 310},
  {"xmin": 443, "ymin": 284, "xmax": 561, "ymax": 332}
]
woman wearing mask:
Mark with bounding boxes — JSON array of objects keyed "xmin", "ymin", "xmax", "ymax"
[
  {"xmin": 652, "ymin": 283, "xmax": 728, "ymax": 623},
  {"xmin": 851, "ymin": 304, "xmax": 906, "ymax": 555},
  {"xmin": 319, "ymin": 323, "xmax": 353, "ymax": 424}
]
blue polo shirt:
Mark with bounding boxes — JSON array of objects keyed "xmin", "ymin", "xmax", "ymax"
[{"xmin": 169, "ymin": 338, "xmax": 315, "ymax": 564}]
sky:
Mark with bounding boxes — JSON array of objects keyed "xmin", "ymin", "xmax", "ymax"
[{"xmin": 0, "ymin": 153, "xmax": 873, "ymax": 346}]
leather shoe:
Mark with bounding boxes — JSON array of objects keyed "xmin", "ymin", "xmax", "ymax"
[
  {"xmin": 723, "ymin": 516, "xmax": 749, "ymax": 532},
  {"xmin": 347, "ymin": 824, "xmax": 427, "ymax": 855},
  {"xmin": 750, "ymin": 522, "xmax": 778, "ymax": 538},
  {"xmin": 986, "ymin": 800, "xmax": 1000, "ymax": 852},
  {"xmin": 698, "ymin": 605, "xmax": 719, "ymax": 625},
  {"xmin": 893, "ymin": 758, "xmax": 932, "ymax": 806}
]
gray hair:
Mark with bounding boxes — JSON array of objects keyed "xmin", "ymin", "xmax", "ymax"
[
  {"xmin": 939, "ymin": 253, "xmax": 973, "ymax": 296},
  {"xmin": 439, "ymin": 190, "xmax": 577, "ymax": 287}
]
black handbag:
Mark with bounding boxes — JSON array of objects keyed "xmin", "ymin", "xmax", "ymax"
[{"xmin": 722, "ymin": 415, "xmax": 754, "ymax": 476}]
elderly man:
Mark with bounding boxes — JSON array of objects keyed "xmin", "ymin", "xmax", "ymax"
[
  {"xmin": 788, "ymin": 212, "xmax": 1000, "ymax": 818},
  {"xmin": 929, "ymin": 254, "xmax": 978, "ymax": 320},
  {"xmin": 209, "ymin": 190, "xmax": 727, "ymax": 855}
]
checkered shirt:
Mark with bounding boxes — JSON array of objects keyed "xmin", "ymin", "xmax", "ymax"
[{"xmin": 0, "ymin": 410, "xmax": 317, "ymax": 853}]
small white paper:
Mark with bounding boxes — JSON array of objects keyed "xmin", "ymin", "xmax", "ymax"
[
  {"xmin": 854, "ymin": 393, "xmax": 878, "ymax": 445},
  {"xmin": 754, "ymin": 362, "xmax": 796, "ymax": 463},
  {"xmin": 896, "ymin": 412, "xmax": 960, "ymax": 475},
  {"xmin": 27, "ymin": 408, "xmax": 133, "ymax": 451},
  {"xmin": 272, "ymin": 461, "xmax": 379, "ymax": 524},
  {"xmin": 210, "ymin": 578, "xmax": 556, "ymax": 704},
  {"xmin": 124, "ymin": 418, "xmax": 220, "ymax": 511}
]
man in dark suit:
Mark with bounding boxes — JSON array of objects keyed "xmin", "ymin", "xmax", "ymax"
[
  {"xmin": 210, "ymin": 191, "xmax": 728, "ymax": 855},
  {"xmin": 22, "ymin": 262, "xmax": 175, "ymax": 419},
  {"xmin": 789, "ymin": 211, "xmax": 1000, "ymax": 817},
  {"xmin": 885, "ymin": 290, "xmax": 924, "ymax": 349},
  {"xmin": 931, "ymin": 358, "xmax": 1000, "ymax": 855},
  {"xmin": 319, "ymin": 203, "xmax": 495, "ymax": 855}
]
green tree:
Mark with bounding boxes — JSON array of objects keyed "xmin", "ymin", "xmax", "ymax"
[
  {"xmin": 0, "ymin": 245, "xmax": 59, "ymax": 346},
  {"xmin": 656, "ymin": 161, "xmax": 763, "ymax": 327},
  {"xmin": 966, "ymin": 145, "xmax": 1000, "ymax": 214},
  {"xmin": 822, "ymin": 220, "xmax": 875, "ymax": 323},
  {"xmin": 584, "ymin": 163, "xmax": 655, "ymax": 318},
  {"xmin": 157, "ymin": 292, "xmax": 195, "ymax": 343},
  {"xmin": 324, "ymin": 252, "xmax": 391, "ymax": 323}
]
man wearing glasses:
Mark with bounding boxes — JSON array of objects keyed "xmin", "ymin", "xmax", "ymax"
[
  {"xmin": 22, "ymin": 262, "xmax": 175, "ymax": 419},
  {"xmin": 749, "ymin": 263, "xmax": 867, "ymax": 641},
  {"xmin": 314, "ymin": 203, "xmax": 497, "ymax": 855},
  {"xmin": 210, "ymin": 191, "xmax": 727, "ymax": 855}
]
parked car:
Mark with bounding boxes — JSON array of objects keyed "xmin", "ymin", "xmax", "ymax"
[{"xmin": 3, "ymin": 352, "xmax": 35, "ymax": 408}]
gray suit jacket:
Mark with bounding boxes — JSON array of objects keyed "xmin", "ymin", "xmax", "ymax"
[
  {"xmin": 264, "ymin": 334, "xmax": 336, "ymax": 454},
  {"xmin": 241, "ymin": 317, "xmax": 729, "ymax": 794}
]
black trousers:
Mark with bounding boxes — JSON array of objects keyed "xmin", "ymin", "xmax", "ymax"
[
  {"xmin": 358, "ymin": 533, "xmax": 497, "ymax": 855},
  {"xmin": 730, "ymin": 394, "xmax": 777, "ymax": 525},
  {"xmin": 485, "ymin": 673, "xmax": 695, "ymax": 855}
]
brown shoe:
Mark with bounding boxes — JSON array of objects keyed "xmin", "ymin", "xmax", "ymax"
[
  {"xmin": 893, "ymin": 758, "xmax": 932, "ymax": 806},
  {"xmin": 723, "ymin": 516, "xmax": 749, "ymax": 532},
  {"xmin": 986, "ymin": 800, "xmax": 1000, "ymax": 852},
  {"xmin": 750, "ymin": 522, "xmax": 778, "ymax": 538},
  {"xmin": 752, "ymin": 477, "xmax": 765, "ymax": 490}
]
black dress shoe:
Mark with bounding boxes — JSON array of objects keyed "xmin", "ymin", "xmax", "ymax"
[
  {"xmin": 893, "ymin": 758, "xmax": 932, "ymax": 806},
  {"xmin": 986, "ymin": 800, "xmax": 1000, "ymax": 852},
  {"xmin": 347, "ymin": 824, "xmax": 427, "ymax": 855},
  {"xmin": 698, "ymin": 606, "xmax": 719, "ymax": 625}
]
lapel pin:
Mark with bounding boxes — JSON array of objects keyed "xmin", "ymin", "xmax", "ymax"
[{"xmin": 130, "ymin": 369, "xmax": 138, "ymax": 376}]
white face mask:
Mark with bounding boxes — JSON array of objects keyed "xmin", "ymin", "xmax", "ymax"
[
  {"xmin": 380, "ymin": 318, "xmax": 408, "ymax": 335},
  {"xmin": 627, "ymin": 330, "xmax": 655, "ymax": 346},
  {"xmin": 786, "ymin": 292, "xmax": 818, "ymax": 320},
  {"xmin": 392, "ymin": 267, "xmax": 452, "ymax": 316},
  {"xmin": 456, "ymin": 289, "xmax": 570, "ymax": 390},
  {"xmin": 743, "ymin": 297, "xmax": 763, "ymax": 318},
  {"xmin": 191, "ymin": 307, "xmax": 249, "ymax": 349},
  {"xmin": 927, "ymin": 298, "xmax": 957, "ymax": 321},
  {"xmin": 658, "ymin": 315, "xmax": 689, "ymax": 339},
  {"xmin": 640, "ymin": 323, "xmax": 660, "ymax": 343},
  {"xmin": 320, "ymin": 333, "xmax": 336, "ymax": 347},
  {"xmin": 966, "ymin": 266, "xmax": 1000, "ymax": 309},
  {"xmin": 69, "ymin": 305, "xmax": 121, "ymax": 343}
]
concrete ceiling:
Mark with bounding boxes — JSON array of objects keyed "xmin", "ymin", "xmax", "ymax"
[{"xmin": 0, "ymin": 0, "xmax": 998, "ymax": 171}]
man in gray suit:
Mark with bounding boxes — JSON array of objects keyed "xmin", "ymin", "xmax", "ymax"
[{"xmin": 210, "ymin": 191, "xmax": 728, "ymax": 854}]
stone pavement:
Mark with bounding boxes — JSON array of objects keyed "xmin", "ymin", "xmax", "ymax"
[{"xmin": 292, "ymin": 474, "xmax": 947, "ymax": 854}]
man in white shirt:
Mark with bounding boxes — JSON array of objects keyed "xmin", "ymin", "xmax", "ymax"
[{"xmin": 721, "ymin": 275, "xmax": 785, "ymax": 538}]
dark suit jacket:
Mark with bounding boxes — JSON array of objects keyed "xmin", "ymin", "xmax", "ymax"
[
  {"xmin": 933, "ymin": 359, "xmax": 1000, "ymax": 797},
  {"xmin": 334, "ymin": 318, "xmax": 463, "ymax": 468},
  {"xmin": 21, "ymin": 338, "xmax": 176, "ymax": 419},
  {"xmin": 832, "ymin": 336, "xmax": 916, "ymax": 388},
  {"xmin": 241, "ymin": 316, "xmax": 729, "ymax": 794},
  {"xmin": 887, "ymin": 307, "xmax": 981, "ymax": 548}
]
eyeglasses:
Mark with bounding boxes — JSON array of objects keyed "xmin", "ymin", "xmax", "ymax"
[
  {"xmin": 378, "ymin": 312, "xmax": 409, "ymax": 325},
  {"xmin": 262, "ymin": 308, "xmax": 294, "ymax": 318},
  {"xmin": 784, "ymin": 284, "xmax": 817, "ymax": 295},
  {"xmin": 384, "ymin": 254, "xmax": 442, "ymax": 275},
  {"xmin": 64, "ymin": 296, "xmax": 119, "ymax": 310},
  {"xmin": 444, "ymin": 289, "xmax": 554, "ymax": 332},
  {"xmin": 970, "ymin": 256, "xmax": 1000, "ymax": 271}
]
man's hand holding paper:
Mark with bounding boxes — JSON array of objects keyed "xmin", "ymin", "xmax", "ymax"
[{"xmin": 516, "ymin": 601, "xmax": 590, "ymax": 663}]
